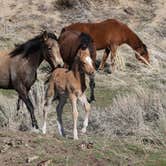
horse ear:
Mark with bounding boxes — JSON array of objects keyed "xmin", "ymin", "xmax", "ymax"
[{"xmin": 43, "ymin": 31, "xmax": 48, "ymax": 41}]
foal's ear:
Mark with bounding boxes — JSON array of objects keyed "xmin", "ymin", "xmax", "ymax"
[{"xmin": 42, "ymin": 31, "xmax": 48, "ymax": 41}]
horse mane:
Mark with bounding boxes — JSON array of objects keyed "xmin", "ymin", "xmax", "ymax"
[
  {"xmin": 78, "ymin": 32, "xmax": 93, "ymax": 50},
  {"xmin": 9, "ymin": 32, "xmax": 58, "ymax": 57},
  {"xmin": 142, "ymin": 43, "xmax": 148, "ymax": 53}
]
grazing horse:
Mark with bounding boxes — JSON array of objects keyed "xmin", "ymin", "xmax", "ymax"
[
  {"xmin": 0, "ymin": 31, "xmax": 64, "ymax": 129},
  {"xmin": 58, "ymin": 31, "xmax": 96, "ymax": 102},
  {"xmin": 42, "ymin": 36, "xmax": 95, "ymax": 140},
  {"xmin": 61, "ymin": 19, "xmax": 150, "ymax": 72}
]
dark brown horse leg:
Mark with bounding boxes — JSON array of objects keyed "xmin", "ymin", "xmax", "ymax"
[
  {"xmin": 16, "ymin": 96, "xmax": 21, "ymax": 116},
  {"xmin": 16, "ymin": 96, "xmax": 21, "ymax": 111},
  {"xmin": 16, "ymin": 96, "xmax": 24, "ymax": 111},
  {"xmin": 88, "ymin": 74, "xmax": 95, "ymax": 103},
  {"xmin": 19, "ymin": 91, "xmax": 39, "ymax": 129},
  {"xmin": 56, "ymin": 96, "xmax": 67, "ymax": 137},
  {"xmin": 110, "ymin": 45, "xmax": 117, "ymax": 73},
  {"xmin": 98, "ymin": 48, "xmax": 110, "ymax": 70}
]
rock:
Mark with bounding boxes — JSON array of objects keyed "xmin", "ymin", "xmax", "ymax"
[
  {"xmin": 26, "ymin": 156, "xmax": 39, "ymax": 163},
  {"xmin": 123, "ymin": 7, "xmax": 134, "ymax": 15},
  {"xmin": 37, "ymin": 159, "xmax": 52, "ymax": 166}
]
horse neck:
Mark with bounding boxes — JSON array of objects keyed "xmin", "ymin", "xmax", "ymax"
[
  {"xmin": 71, "ymin": 60, "xmax": 86, "ymax": 92},
  {"xmin": 126, "ymin": 29, "xmax": 143, "ymax": 52},
  {"xmin": 27, "ymin": 50, "xmax": 44, "ymax": 69}
]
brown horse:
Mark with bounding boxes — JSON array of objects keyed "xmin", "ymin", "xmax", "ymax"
[
  {"xmin": 42, "ymin": 40, "xmax": 95, "ymax": 139},
  {"xmin": 0, "ymin": 31, "xmax": 64, "ymax": 129},
  {"xmin": 61, "ymin": 19, "xmax": 150, "ymax": 72},
  {"xmin": 58, "ymin": 31, "xmax": 96, "ymax": 102}
]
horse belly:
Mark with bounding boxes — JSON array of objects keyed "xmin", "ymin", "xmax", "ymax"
[
  {"xmin": 89, "ymin": 29, "xmax": 110, "ymax": 50},
  {"xmin": 0, "ymin": 67, "xmax": 11, "ymax": 88},
  {"xmin": 0, "ymin": 73, "xmax": 11, "ymax": 89}
]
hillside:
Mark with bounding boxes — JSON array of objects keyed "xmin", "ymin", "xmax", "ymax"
[{"xmin": 0, "ymin": 0, "xmax": 166, "ymax": 165}]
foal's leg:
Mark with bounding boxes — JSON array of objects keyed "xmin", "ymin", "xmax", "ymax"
[
  {"xmin": 56, "ymin": 96, "xmax": 67, "ymax": 137},
  {"xmin": 89, "ymin": 74, "xmax": 95, "ymax": 102},
  {"xmin": 42, "ymin": 81, "xmax": 55, "ymax": 134},
  {"xmin": 70, "ymin": 95, "xmax": 78, "ymax": 140},
  {"xmin": 79, "ymin": 93, "xmax": 91, "ymax": 134},
  {"xmin": 98, "ymin": 48, "xmax": 110, "ymax": 70},
  {"xmin": 19, "ymin": 89, "xmax": 39, "ymax": 129},
  {"xmin": 42, "ymin": 95, "xmax": 53, "ymax": 134}
]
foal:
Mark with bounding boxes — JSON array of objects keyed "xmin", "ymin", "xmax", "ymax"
[
  {"xmin": 58, "ymin": 31, "xmax": 96, "ymax": 102},
  {"xmin": 42, "ymin": 44, "xmax": 95, "ymax": 139}
]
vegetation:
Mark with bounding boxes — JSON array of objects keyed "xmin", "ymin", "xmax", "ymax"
[{"xmin": 0, "ymin": 0, "xmax": 165, "ymax": 165}]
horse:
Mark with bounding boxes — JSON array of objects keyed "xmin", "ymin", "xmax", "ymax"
[
  {"xmin": 61, "ymin": 19, "xmax": 150, "ymax": 72},
  {"xmin": 58, "ymin": 31, "xmax": 96, "ymax": 102},
  {"xmin": 42, "ymin": 35, "xmax": 96, "ymax": 140},
  {"xmin": 0, "ymin": 31, "xmax": 64, "ymax": 130}
]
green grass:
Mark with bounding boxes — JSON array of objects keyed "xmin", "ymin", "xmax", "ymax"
[
  {"xmin": 145, "ymin": 150, "xmax": 166, "ymax": 166},
  {"xmin": 0, "ymin": 89, "xmax": 16, "ymax": 98},
  {"xmin": 86, "ymin": 86, "xmax": 131, "ymax": 107}
]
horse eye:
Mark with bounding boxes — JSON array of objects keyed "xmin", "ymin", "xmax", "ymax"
[{"xmin": 48, "ymin": 47, "xmax": 52, "ymax": 50}]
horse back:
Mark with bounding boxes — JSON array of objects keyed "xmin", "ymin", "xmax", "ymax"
[
  {"xmin": 58, "ymin": 31, "xmax": 84, "ymax": 66},
  {"xmin": 62, "ymin": 19, "xmax": 129, "ymax": 49}
]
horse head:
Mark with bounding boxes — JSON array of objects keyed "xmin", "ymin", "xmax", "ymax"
[
  {"xmin": 77, "ymin": 43, "xmax": 95, "ymax": 76},
  {"xmin": 42, "ymin": 31, "xmax": 64, "ymax": 69},
  {"xmin": 135, "ymin": 43, "xmax": 150, "ymax": 65}
]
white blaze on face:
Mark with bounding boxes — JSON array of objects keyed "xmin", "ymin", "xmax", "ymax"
[
  {"xmin": 85, "ymin": 56, "xmax": 93, "ymax": 68},
  {"xmin": 52, "ymin": 43, "xmax": 64, "ymax": 66}
]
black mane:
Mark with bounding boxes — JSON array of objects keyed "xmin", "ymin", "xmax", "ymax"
[
  {"xmin": 78, "ymin": 32, "xmax": 95, "ymax": 58},
  {"xmin": 10, "ymin": 32, "xmax": 58, "ymax": 57},
  {"xmin": 78, "ymin": 32, "xmax": 93, "ymax": 51}
]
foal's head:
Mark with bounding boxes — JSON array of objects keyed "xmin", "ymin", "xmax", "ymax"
[
  {"xmin": 42, "ymin": 31, "xmax": 64, "ymax": 68},
  {"xmin": 77, "ymin": 45, "xmax": 95, "ymax": 75},
  {"xmin": 135, "ymin": 43, "xmax": 150, "ymax": 65}
]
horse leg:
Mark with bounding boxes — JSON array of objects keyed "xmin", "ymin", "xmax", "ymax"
[
  {"xmin": 98, "ymin": 48, "xmax": 110, "ymax": 70},
  {"xmin": 79, "ymin": 93, "xmax": 91, "ymax": 134},
  {"xmin": 42, "ymin": 80, "xmax": 55, "ymax": 134},
  {"xmin": 18, "ymin": 89, "xmax": 39, "ymax": 129},
  {"xmin": 70, "ymin": 95, "xmax": 78, "ymax": 140},
  {"xmin": 16, "ymin": 96, "xmax": 24, "ymax": 113},
  {"xmin": 110, "ymin": 44, "xmax": 117, "ymax": 73},
  {"xmin": 89, "ymin": 74, "xmax": 95, "ymax": 102},
  {"xmin": 42, "ymin": 95, "xmax": 53, "ymax": 134},
  {"xmin": 56, "ymin": 96, "xmax": 67, "ymax": 137},
  {"xmin": 16, "ymin": 96, "xmax": 21, "ymax": 115}
]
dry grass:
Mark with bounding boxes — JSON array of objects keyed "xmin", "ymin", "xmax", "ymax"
[{"xmin": 0, "ymin": 0, "xmax": 166, "ymax": 165}]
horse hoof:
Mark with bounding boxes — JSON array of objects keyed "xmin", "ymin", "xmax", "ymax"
[
  {"xmin": 81, "ymin": 128, "xmax": 86, "ymax": 133},
  {"xmin": 88, "ymin": 98, "xmax": 96, "ymax": 103},
  {"xmin": 42, "ymin": 128, "xmax": 46, "ymax": 134},
  {"xmin": 31, "ymin": 127, "xmax": 40, "ymax": 134},
  {"xmin": 98, "ymin": 66, "xmax": 104, "ymax": 71},
  {"xmin": 74, "ymin": 137, "xmax": 79, "ymax": 140}
]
